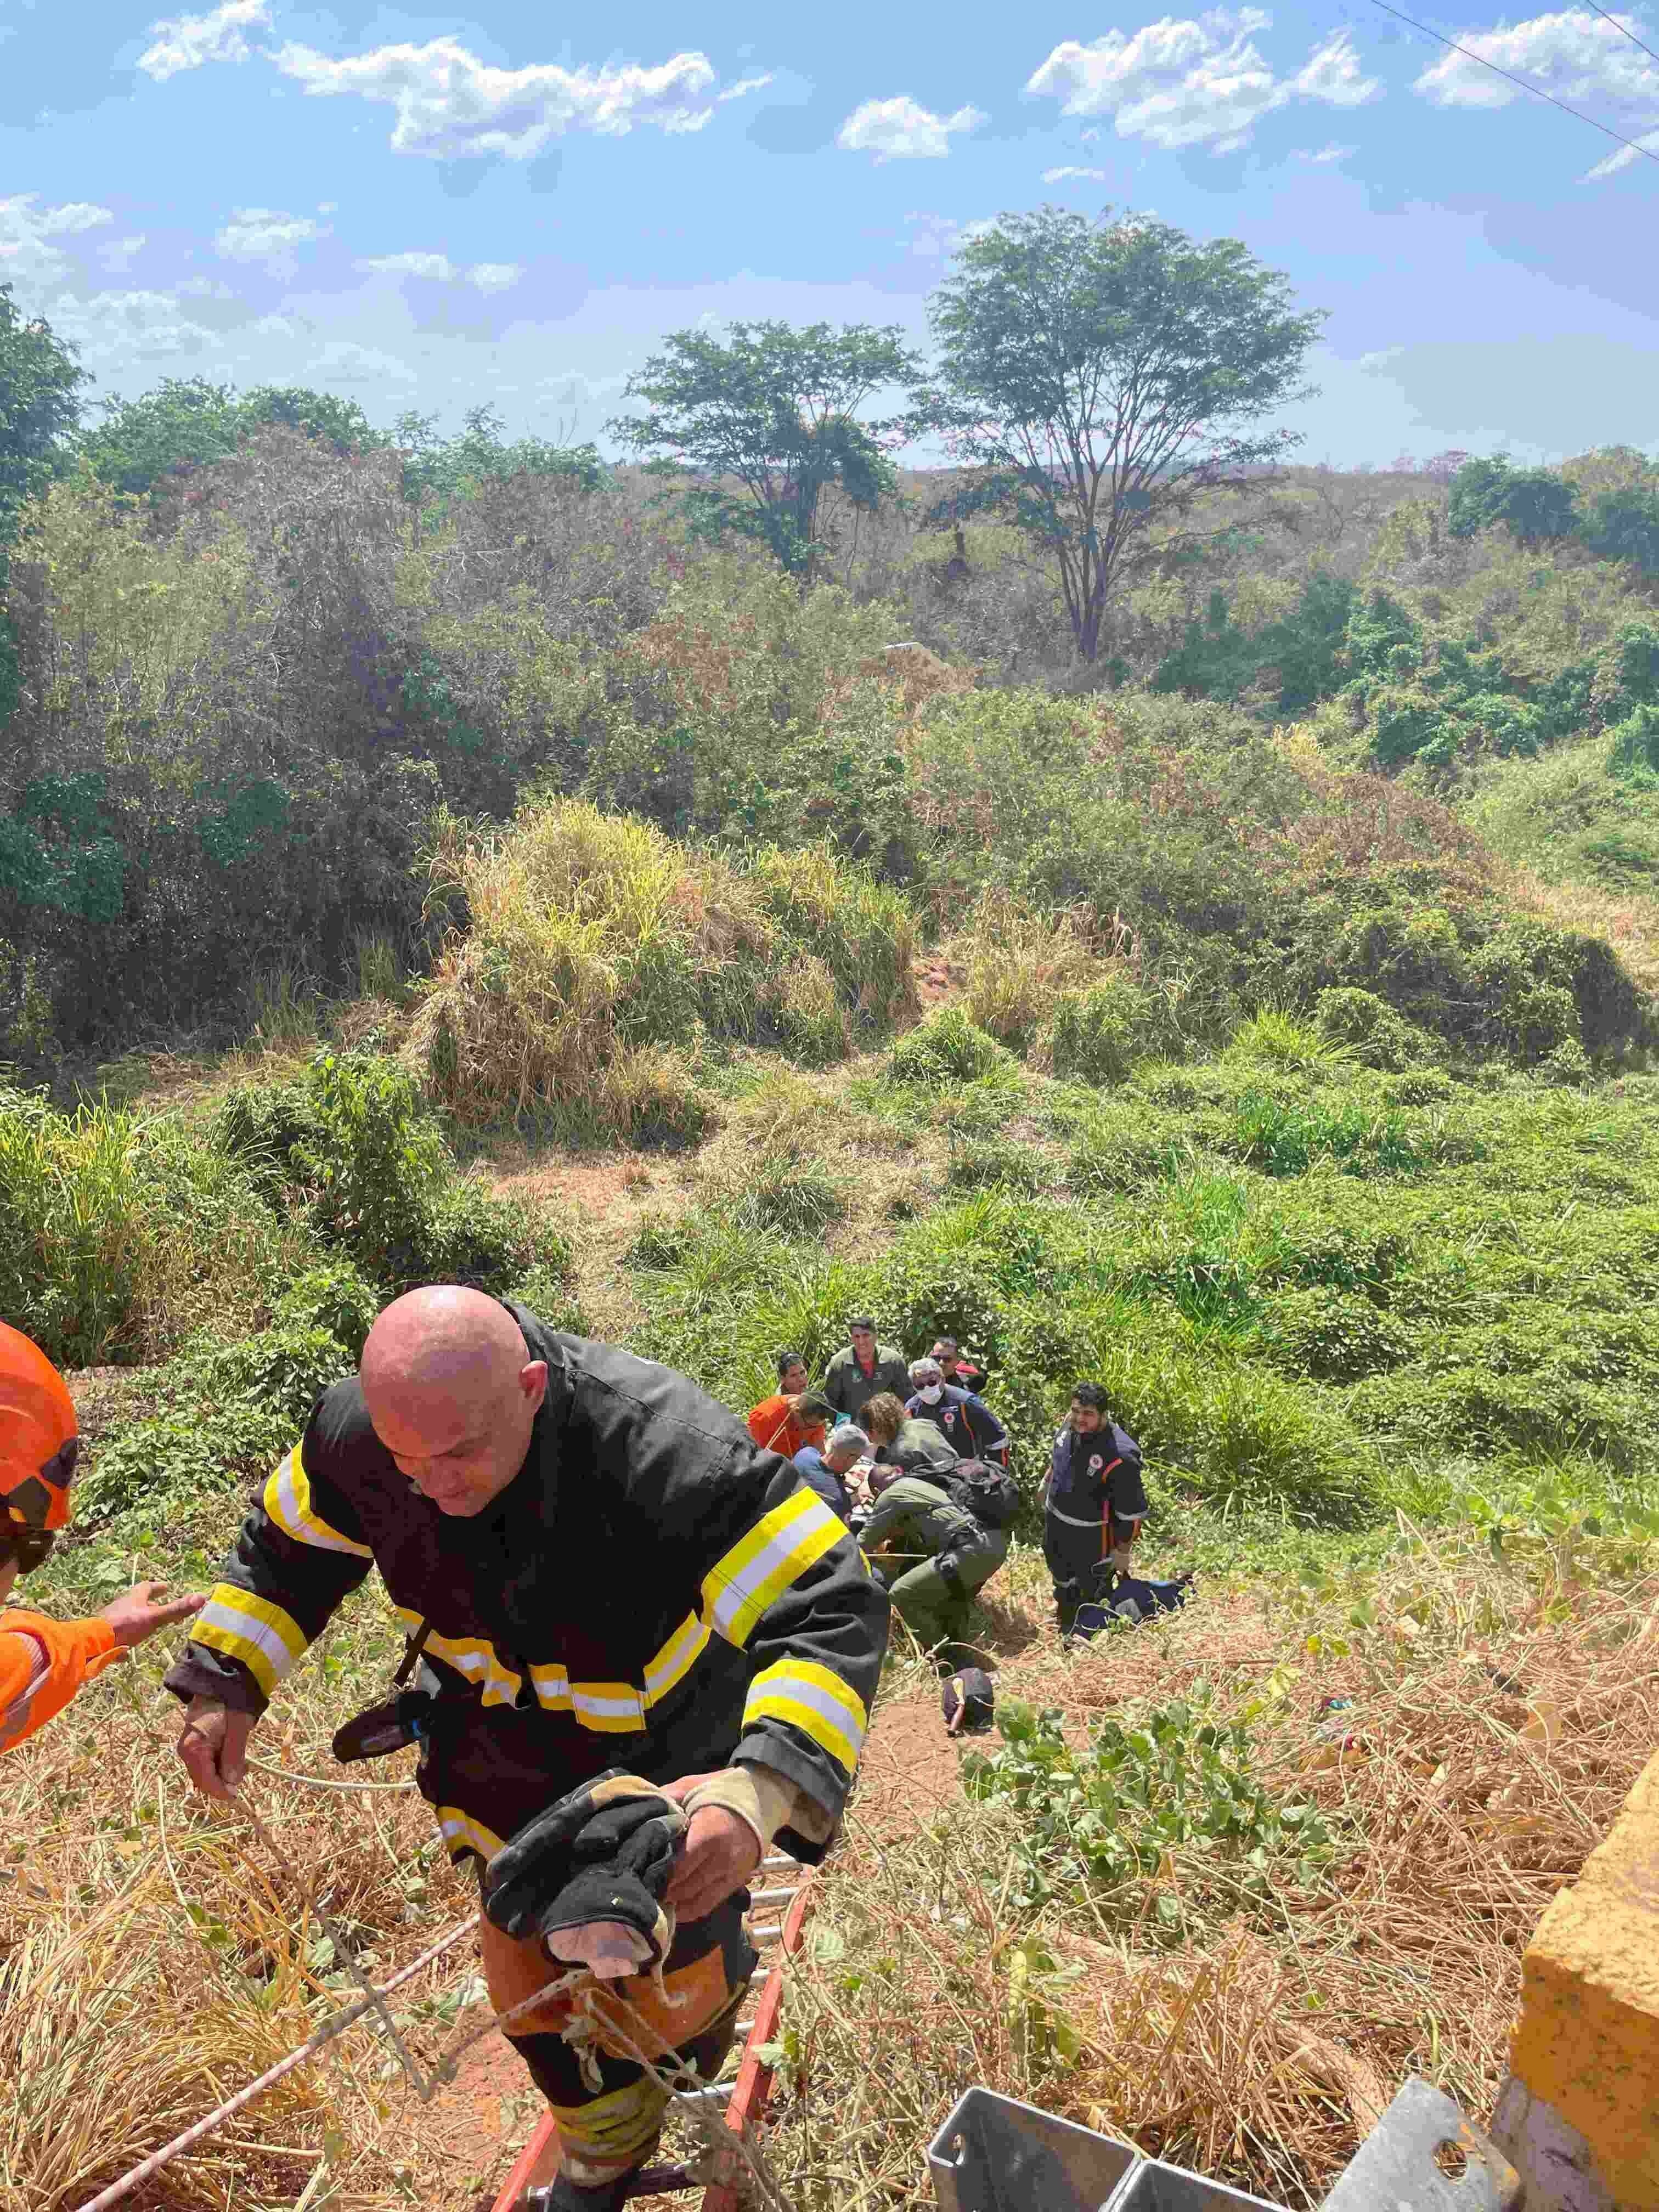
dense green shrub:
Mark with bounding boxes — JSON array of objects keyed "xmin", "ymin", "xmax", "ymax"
[
  {"xmin": 216, "ymin": 1047, "xmax": 569, "ymax": 1291},
  {"xmin": 1257, "ymin": 1289, "xmax": 1410, "ymax": 1382},
  {"xmin": 1314, "ymin": 987, "xmax": 1440, "ymax": 1072},
  {"xmin": 884, "ymin": 1008, "xmax": 1015, "ymax": 1089}
]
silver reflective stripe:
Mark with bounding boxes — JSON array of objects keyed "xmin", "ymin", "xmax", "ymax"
[{"xmin": 1046, "ymin": 1505, "xmax": 1108, "ymax": 1530}]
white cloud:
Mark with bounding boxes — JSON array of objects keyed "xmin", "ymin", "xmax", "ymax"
[
  {"xmin": 178, "ymin": 273, "xmax": 236, "ymax": 299},
  {"xmin": 1413, "ymin": 8, "xmax": 1659, "ymax": 174},
  {"xmin": 837, "ymin": 95, "xmax": 988, "ymax": 161},
  {"xmin": 272, "ymin": 36, "xmax": 738, "ymax": 158},
  {"xmin": 903, "ymin": 210, "xmax": 1000, "ymax": 257},
  {"xmin": 1415, "ymin": 8, "xmax": 1658, "ymax": 110},
  {"xmin": 137, "ymin": 0, "xmax": 269, "ymax": 82},
  {"xmin": 97, "ymin": 234, "xmax": 148, "ymax": 275},
  {"xmin": 45, "ymin": 287, "xmax": 221, "ymax": 362},
  {"xmin": 1587, "ymin": 123, "xmax": 1659, "ymax": 175},
  {"xmin": 717, "ymin": 72, "xmax": 774, "ymax": 101},
  {"xmin": 1042, "ymin": 163, "xmax": 1109, "ymax": 180},
  {"xmin": 304, "ymin": 338, "xmax": 419, "ymax": 387},
  {"xmin": 359, "ymin": 250, "xmax": 458, "ymax": 281},
  {"xmin": 0, "ymin": 196, "xmax": 115, "ymax": 288},
  {"xmin": 1025, "ymin": 13, "xmax": 1381, "ymax": 154},
  {"xmin": 1295, "ymin": 140, "xmax": 1357, "ymax": 162},
  {"xmin": 356, "ymin": 251, "xmax": 523, "ymax": 292},
  {"xmin": 35, "ymin": 202, "xmax": 115, "ymax": 236},
  {"xmin": 216, "ymin": 207, "xmax": 329, "ymax": 277}
]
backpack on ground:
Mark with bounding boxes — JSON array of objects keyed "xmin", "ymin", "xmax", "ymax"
[{"xmin": 946, "ymin": 1457, "xmax": 1021, "ymax": 1529}]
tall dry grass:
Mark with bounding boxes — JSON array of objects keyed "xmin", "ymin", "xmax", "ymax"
[
  {"xmin": 762, "ymin": 1532, "xmax": 1659, "ymax": 2210},
  {"xmin": 405, "ymin": 799, "xmax": 917, "ymax": 1135}
]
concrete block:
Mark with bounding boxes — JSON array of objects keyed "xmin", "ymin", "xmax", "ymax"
[{"xmin": 1506, "ymin": 1749, "xmax": 1659, "ymax": 2208}]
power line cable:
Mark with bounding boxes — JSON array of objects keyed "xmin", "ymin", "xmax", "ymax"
[
  {"xmin": 1361, "ymin": 0, "xmax": 1659, "ymax": 167},
  {"xmin": 1578, "ymin": 0, "xmax": 1659, "ymax": 76}
]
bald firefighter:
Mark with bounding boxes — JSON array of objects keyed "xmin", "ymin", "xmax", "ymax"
[
  {"xmin": 1, "ymin": 1320, "xmax": 204, "ymax": 1753},
  {"xmin": 169, "ymin": 1288, "xmax": 889, "ymax": 2212}
]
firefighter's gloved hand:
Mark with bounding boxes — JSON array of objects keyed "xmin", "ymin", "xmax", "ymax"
[
  {"xmin": 1109, "ymin": 1544, "xmax": 1135, "ymax": 1572},
  {"xmin": 486, "ymin": 1770, "xmax": 687, "ymax": 1970}
]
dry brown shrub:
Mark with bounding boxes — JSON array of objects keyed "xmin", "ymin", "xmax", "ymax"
[
  {"xmin": 847, "ymin": 643, "xmax": 979, "ymax": 718},
  {"xmin": 939, "ymin": 891, "xmax": 1105, "ymax": 1052}
]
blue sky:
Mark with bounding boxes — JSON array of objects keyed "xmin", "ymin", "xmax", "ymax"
[{"xmin": 1, "ymin": 0, "xmax": 1655, "ymax": 465}]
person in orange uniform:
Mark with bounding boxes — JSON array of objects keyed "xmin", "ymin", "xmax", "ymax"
[
  {"xmin": 745, "ymin": 1374, "xmax": 834, "ymax": 1465},
  {"xmin": 1, "ymin": 1321, "xmax": 205, "ymax": 1753}
]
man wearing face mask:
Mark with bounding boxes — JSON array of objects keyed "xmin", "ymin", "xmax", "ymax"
[
  {"xmin": 168, "ymin": 1288, "xmax": 888, "ymax": 2212},
  {"xmin": 905, "ymin": 1358, "xmax": 1010, "ymax": 1470}
]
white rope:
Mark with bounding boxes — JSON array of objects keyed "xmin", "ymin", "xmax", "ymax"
[
  {"xmin": 246, "ymin": 1756, "xmax": 417, "ymax": 1793},
  {"xmin": 72, "ymin": 1916, "xmax": 481, "ymax": 2212}
]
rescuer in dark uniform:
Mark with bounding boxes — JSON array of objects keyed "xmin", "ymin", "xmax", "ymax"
[
  {"xmin": 170, "ymin": 1287, "xmax": 889, "ymax": 2212},
  {"xmin": 1043, "ymin": 1383, "xmax": 1150, "ymax": 1639}
]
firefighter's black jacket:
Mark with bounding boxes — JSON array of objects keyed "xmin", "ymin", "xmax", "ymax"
[{"xmin": 165, "ymin": 1306, "xmax": 890, "ymax": 1866}]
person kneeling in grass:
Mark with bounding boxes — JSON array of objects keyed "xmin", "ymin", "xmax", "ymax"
[
  {"xmin": 1, "ymin": 1321, "xmax": 204, "ymax": 1754},
  {"xmin": 857, "ymin": 1392, "xmax": 1007, "ymax": 1671}
]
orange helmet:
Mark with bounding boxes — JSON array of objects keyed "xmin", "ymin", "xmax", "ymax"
[{"xmin": 0, "ymin": 1323, "xmax": 79, "ymax": 1559}]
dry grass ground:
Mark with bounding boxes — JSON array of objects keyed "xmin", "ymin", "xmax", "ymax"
[{"xmin": 761, "ymin": 1534, "xmax": 1659, "ymax": 2211}]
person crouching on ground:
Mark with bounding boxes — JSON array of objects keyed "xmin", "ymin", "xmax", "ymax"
[
  {"xmin": 746, "ymin": 1376, "xmax": 834, "ymax": 1464},
  {"xmin": 1, "ymin": 1321, "xmax": 204, "ymax": 1754},
  {"xmin": 791, "ymin": 1423, "xmax": 869, "ymax": 1521},
  {"xmin": 856, "ymin": 1391, "xmax": 1007, "ymax": 1669},
  {"xmin": 1043, "ymin": 1384, "xmax": 1149, "ymax": 1640},
  {"xmin": 905, "ymin": 1357, "xmax": 1011, "ymax": 1469}
]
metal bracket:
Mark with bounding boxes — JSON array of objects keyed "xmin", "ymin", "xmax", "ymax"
[
  {"xmin": 928, "ymin": 2087, "xmax": 1139, "ymax": 2212},
  {"xmin": 1318, "ymin": 2078, "xmax": 1521, "ymax": 2212}
]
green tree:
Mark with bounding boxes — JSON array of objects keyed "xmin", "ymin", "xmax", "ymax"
[
  {"xmin": 1579, "ymin": 482, "xmax": 1659, "ymax": 577},
  {"xmin": 912, "ymin": 207, "xmax": 1323, "ymax": 662},
  {"xmin": 0, "ymin": 284, "xmax": 87, "ymax": 534},
  {"xmin": 606, "ymin": 320, "xmax": 924, "ymax": 580},
  {"xmin": 80, "ymin": 377, "xmax": 380, "ymax": 499},
  {"xmin": 0, "ymin": 286, "xmax": 87, "ymax": 725},
  {"xmin": 1447, "ymin": 455, "xmax": 1579, "ymax": 549},
  {"xmin": 393, "ymin": 403, "xmax": 607, "ymax": 518}
]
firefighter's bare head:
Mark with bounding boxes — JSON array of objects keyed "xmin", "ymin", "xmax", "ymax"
[{"xmin": 360, "ymin": 1288, "xmax": 548, "ymax": 1517}]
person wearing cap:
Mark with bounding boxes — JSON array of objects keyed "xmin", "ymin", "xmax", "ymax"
[
  {"xmin": 905, "ymin": 1358, "xmax": 1011, "ymax": 1470},
  {"xmin": 1044, "ymin": 1384, "xmax": 1150, "ymax": 1639},
  {"xmin": 791, "ymin": 1424, "xmax": 870, "ymax": 1521},
  {"xmin": 746, "ymin": 1385, "xmax": 834, "ymax": 1464},
  {"xmin": 1, "ymin": 1319, "xmax": 204, "ymax": 1754},
  {"xmin": 822, "ymin": 1318, "xmax": 910, "ymax": 1425}
]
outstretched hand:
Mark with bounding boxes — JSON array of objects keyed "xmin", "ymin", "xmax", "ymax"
[
  {"xmin": 100, "ymin": 1581, "xmax": 206, "ymax": 1649},
  {"xmin": 659, "ymin": 1772, "xmax": 763, "ymax": 1925}
]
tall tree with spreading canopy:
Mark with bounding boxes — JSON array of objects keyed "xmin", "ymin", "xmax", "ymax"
[
  {"xmin": 0, "ymin": 286, "xmax": 87, "ymax": 725},
  {"xmin": 606, "ymin": 320, "xmax": 924, "ymax": 580},
  {"xmin": 912, "ymin": 207, "xmax": 1323, "ymax": 662}
]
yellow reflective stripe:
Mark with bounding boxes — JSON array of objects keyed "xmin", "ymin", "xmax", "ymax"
[
  {"xmin": 743, "ymin": 1658, "xmax": 868, "ymax": 1777},
  {"xmin": 701, "ymin": 1491, "xmax": 845, "ymax": 1649},
  {"xmin": 571, "ymin": 1681, "xmax": 646, "ymax": 1732},
  {"xmin": 396, "ymin": 1606, "xmax": 523, "ymax": 1708},
  {"xmin": 643, "ymin": 1611, "xmax": 709, "ymax": 1706},
  {"xmin": 194, "ymin": 1585, "xmax": 308, "ymax": 1700},
  {"xmin": 524, "ymin": 1661, "xmax": 646, "ymax": 1731},
  {"xmin": 436, "ymin": 1805, "xmax": 506, "ymax": 1863},
  {"xmin": 263, "ymin": 1444, "xmax": 371, "ymax": 1559}
]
